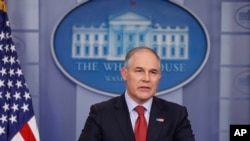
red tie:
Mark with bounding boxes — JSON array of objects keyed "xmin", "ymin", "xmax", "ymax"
[{"xmin": 134, "ymin": 106, "xmax": 147, "ymax": 141}]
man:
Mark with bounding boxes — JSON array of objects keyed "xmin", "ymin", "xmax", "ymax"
[{"xmin": 78, "ymin": 47, "xmax": 195, "ymax": 141}]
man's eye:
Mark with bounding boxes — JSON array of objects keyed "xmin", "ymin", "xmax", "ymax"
[
  {"xmin": 135, "ymin": 69, "xmax": 143, "ymax": 72},
  {"xmin": 151, "ymin": 71, "xmax": 158, "ymax": 74}
]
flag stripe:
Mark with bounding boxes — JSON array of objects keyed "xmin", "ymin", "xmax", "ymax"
[
  {"xmin": 28, "ymin": 116, "xmax": 40, "ymax": 140},
  {"xmin": 11, "ymin": 133, "xmax": 25, "ymax": 141},
  {"xmin": 11, "ymin": 117, "xmax": 39, "ymax": 141},
  {"xmin": 20, "ymin": 122, "xmax": 36, "ymax": 141}
]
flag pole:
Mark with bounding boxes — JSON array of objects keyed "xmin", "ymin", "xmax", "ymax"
[{"xmin": 0, "ymin": 0, "xmax": 7, "ymax": 12}]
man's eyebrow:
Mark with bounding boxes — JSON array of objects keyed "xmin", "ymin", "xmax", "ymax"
[
  {"xmin": 150, "ymin": 69, "xmax": 160, "ymax": 73},
  {"xmin": 134, "ymin": 67, "xmax": 143, "ymax": 69},
  {"xmin": 134, "ymin": 67, "xmax": 159, "ymax": 71}
]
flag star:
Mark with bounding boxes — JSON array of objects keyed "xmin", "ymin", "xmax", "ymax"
[
  {"xmin": 16, "ymin": 68, "xmax": 23, "ymax": 76},
  {"xmin": 4, "ymin": 45, "xmax": 9, "ymax": 52},
  {"xmin": 5, "ymin": 92, "xmax": 11, "ymax": 100},
  {"xmin": 2, "ymin": 103, "xmax": 9, "ymax": 112},
  {"xmin": 0, "ymin": 79, "xmax": 5, "ymax": 87},
  {"xmin": 21, "ymin": 103, "xmax": 29, "ymax": 112},
  {"xmin": 2, "ymin": 56, "xmax": 8, "ymax": 64},
  {"xmin": 9, "ymin": 68, "xmax": 15, "ymax": 76},
  {"xmin": 11, "ymin": 103, "xmax": 19, "ymax": 112},
  {"xmin": 24, "ymin": 91, "xmax": 31, "ymax": 100},
  {"xmin": 24, "ymin": 82, "xmax": 28, "ymax": 87},
  {"xmin": 0, "ymin": 31, "xmax": 4, "ymax": 40},
  {"xmin": 0, "ymin": 114, "xmax": 7, "ymax": 124},
  {"xmin": 13, "ymin": 91, "xmax": 21, "ymax": 100},
  {"xmin": 10, "ymin": 44, "xmax": 16, "ymax": 52},
  {"xmin": 6, "ymin": 20, "xmax": 10, "ymax": 27},
  {"xmin": 16, "ymin": 80, "xmax": 22, "ymax": 88},
  {"xmin": 0, "ymin": 126, "xmax": 5, "ymax": 135},
  {"xmin": 7, "ymin": 79, "xmax": 13, "ymax": 88},
  {"xmin": 16, "ymin": 58, "xmax": 20, "ymax": 64},
  {"xmin": 0, "ymin": 92, "xmax": 2, "ymax": 98},
  {"xmin": 9, "ymin": 115, "xmax": 17, "ymax": 124},
  {"xmin": 0, "ymin": 67, "xmax": 7, "ymax": 76},
  {"xmin": 6, "ymin": 32, "xmax": 11, "ymax": 39},
  {"xmin": 9, "ymin": 56, "xmax": 16, "ymax": 65}
]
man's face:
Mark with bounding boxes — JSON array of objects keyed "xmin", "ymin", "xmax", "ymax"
[{"xmin": 121, "ymin": 49, "xmax": 161, "ymax": 104}]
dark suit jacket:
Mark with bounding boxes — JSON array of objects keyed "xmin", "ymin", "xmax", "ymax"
[{"xmin": 78, "ymin": 94, "xmax": 195, "ymax": 141}]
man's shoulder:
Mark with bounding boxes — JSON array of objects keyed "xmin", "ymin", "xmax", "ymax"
[
  {"xmin": 92, "ymin": 95, "xmax": 123, "ymax": 109},
  {"xmin": 153, "ymin": 96, "xmax": 185, "ymax": 109},
  {"xmin": 153, "ymin": 96, "xmax": 188, "ymax": 117}
]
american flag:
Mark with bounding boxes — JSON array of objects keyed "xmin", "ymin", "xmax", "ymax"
[{"xmin": 0, "ymin": 1, "xmax": 40, "ymax": 141}]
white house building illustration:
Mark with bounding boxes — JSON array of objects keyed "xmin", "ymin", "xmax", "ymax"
[{"xmin": 71, "ymin": 11, "xmax": 189, "ymax": 60}]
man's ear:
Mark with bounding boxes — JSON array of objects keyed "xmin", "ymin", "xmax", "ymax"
[{"xmin": 120, "ymin": 67, "xmax": 127, "ymax": 81}]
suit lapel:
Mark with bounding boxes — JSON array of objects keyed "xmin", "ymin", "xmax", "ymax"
[
  {"xmin": 114, "ymin": 95, "xmax": 135, "ymax": 141},
  {"xmin": 147, "ymin": 97, "xmax": 167, "ymax": 141}
]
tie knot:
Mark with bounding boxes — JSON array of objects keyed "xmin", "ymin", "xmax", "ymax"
[{"xmin": 135, "ymin": 106, "xmax": 145, "ymax": 115}]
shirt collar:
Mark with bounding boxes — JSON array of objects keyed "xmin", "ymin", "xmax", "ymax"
[{"xmin": 124, "ymin": 91, "xmax": 153, "ymax": 113}]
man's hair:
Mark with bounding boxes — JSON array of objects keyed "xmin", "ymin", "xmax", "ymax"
[{"xmin": 124, "ymin": 46, "xmax": 161, "ymax": 68}]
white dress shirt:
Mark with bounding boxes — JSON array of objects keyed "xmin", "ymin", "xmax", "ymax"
[{"xmin": 124, "ymin": 91, "xmax": 153, "ymax": 131}]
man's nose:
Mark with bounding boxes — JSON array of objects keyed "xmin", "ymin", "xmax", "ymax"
[{"xmin": 142, "ymin": 72, "xmax": 150, "ymax": 82}]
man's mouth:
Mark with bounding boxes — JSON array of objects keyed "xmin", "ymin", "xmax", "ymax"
[{"xmin": 138, "ymin": 86, "xmax": 151, "ymax": 91}]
